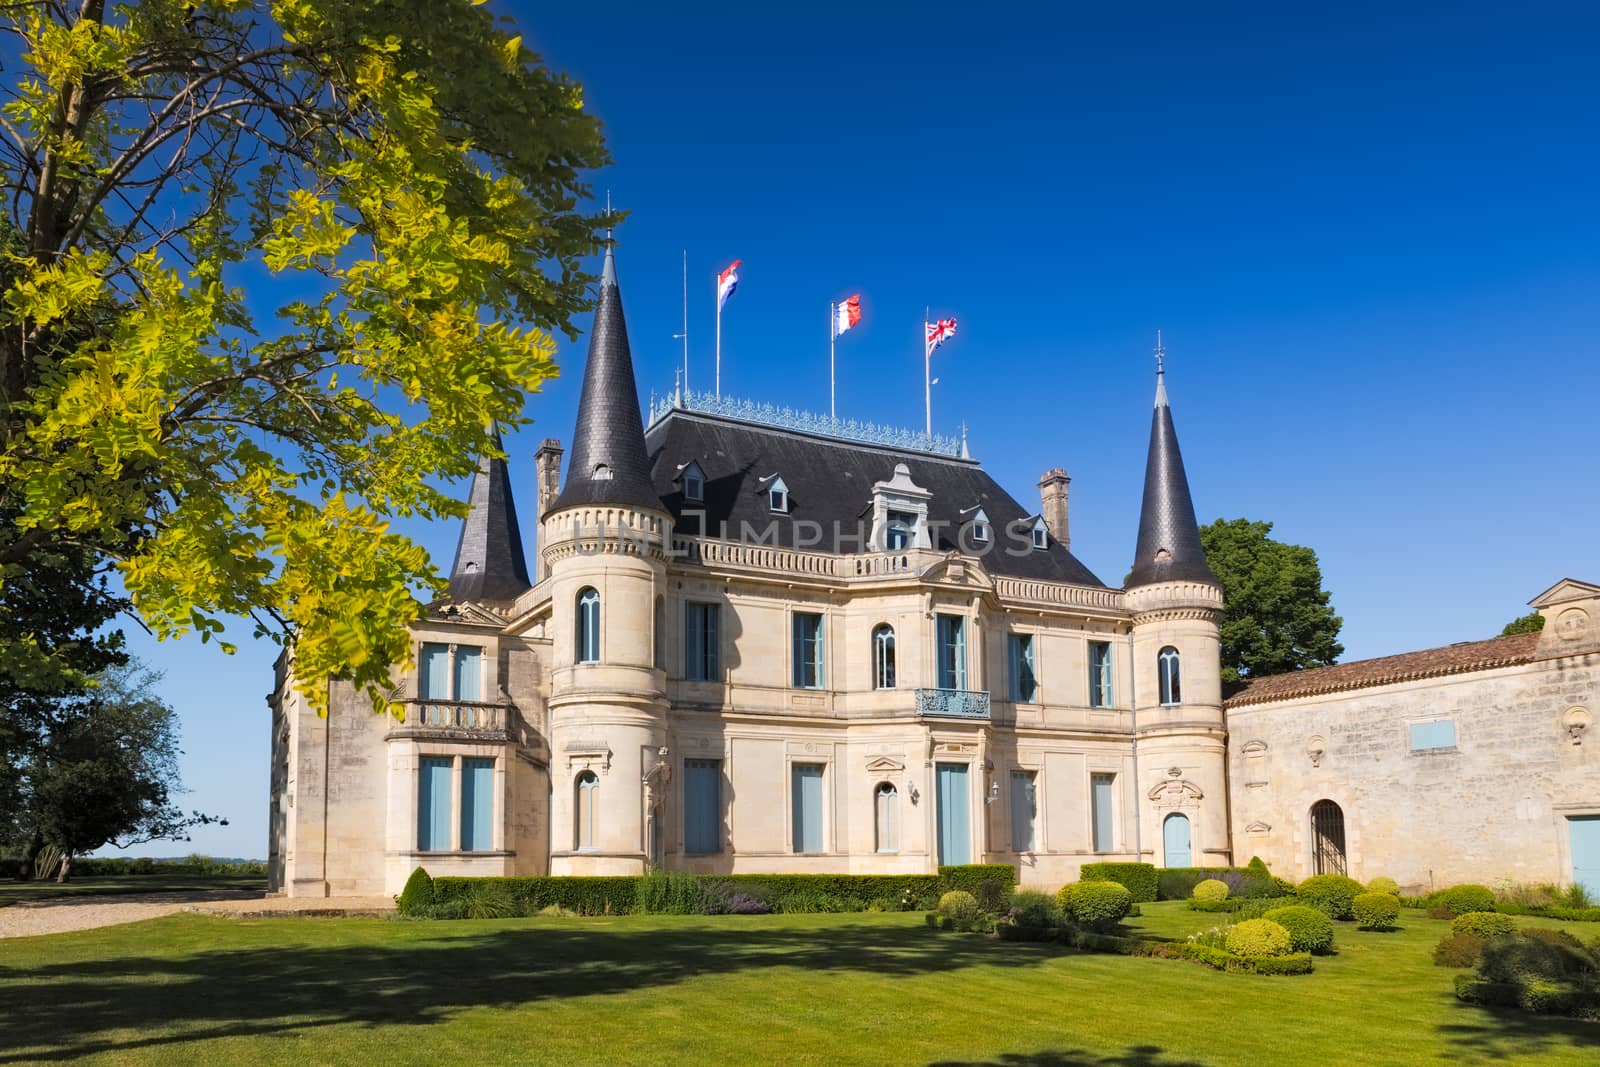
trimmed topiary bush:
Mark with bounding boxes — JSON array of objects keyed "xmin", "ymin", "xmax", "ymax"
[
  {"xmin": 1479, "ymin": 934, "xmax": 1598, "ymax": 983},
  {"xmin": 398, "ymin": 866, "xmax": 434, "ymax": 915},
  {"xmin": 1437, "ymin": 884, "xmax": 1497, "ymax": 917},
  {"xmin": 1079, "ymin": 862, "xmax": 1158, "ymax": 903},
  {"xmin": 1295, "ymin": 874, "xmax": 1365, "ymax": 920},
  {"xmin": 1057, "ymin": 880, "xmax": 1134, "ymax": 932},
  {"xmin": 1434, "ymin": 932, "xmax": 1486, "ymax": 967},
  {"xmin": 1366, "ymin": 876, "xmax": 1400, "ymax": 896},
  {"xmin": 1193, "ymin": 878, "xmax": 1230, "ymax": 903},
  {"xmin": 1264, "ymin": 904, "xmax": 1335, "ymax": 954},
  {"xmin": 1226, "ymin": 918, "xmax": 1293, "ymax": 959},
  {"xmin": 938, "ymin": 890, "xmax": 982, "ymax": 931},
  {"xmin": 1006, "ymin": 890, "xmax": 1062, "ymax": 930},
  {"xmin": 1453, "ymin": 911, "xmax": 1518, "ymax": 940},
  {"xmin": 1353, "ymin": 891, "xmax": 1401, "ymax": 930}
]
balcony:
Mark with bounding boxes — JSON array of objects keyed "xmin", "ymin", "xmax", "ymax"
[
  {"xmin": 388, "ymin": 699, "xmax": 516, "ymax": 742},
  {"xmin": 914, "ymin": 688, "xmax": 991, "ymax": 720}
]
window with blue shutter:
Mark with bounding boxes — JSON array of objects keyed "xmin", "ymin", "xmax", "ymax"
[
  {"xmin": 792, "ymin": 763, "xmax": 825, "ymax": 853},
  {"xmin": 418, "ymin": 757, "xmax": 452, "ymax": 851},
  {"xmin": 1009, "ymin": 633, "xmax": 1037, "ymax": 703},
  {"xmin": 1409, "ymin": 720, "xmax": 1457, "ymax": 751},
  {"xmin": 1091, "ymin": 773, "xmax": 1115, "ymax": 852},
  {"xmin": 453, "ymin": 647, "xmax": 482, "ymax": 702},
  {"xmin": 684, "ymin": 759, "xmax": 722, "ymax": 854},
  {"xmin": 1089, "ymin": 641, "xmax": 1113, "ymax": 707},
  {"xmin": 685, "ymin": 602, "xmax": 720, "ymax": 681},
  {"xmin": 419, "ymin": 644, "xmax": 451, "ymax": 700},
  {"xmin": 792, "ymin": 612, "xmax": 823, "ymax": 688},
  {"xmin": 936, "ymin": 615, "xmax": 966, "ymax": 690},
  {"xmin": 1010, "ymin": 770, "xmax": 1036, "ymax": 851},
  {"xmin": 460, "ymin": 758, "xmax": 494, "ymax": 850}
]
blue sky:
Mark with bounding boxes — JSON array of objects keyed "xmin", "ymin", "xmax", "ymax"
[{"xmin": 113, "ymin": 3, "xmax": 1599, "ymax": 858}]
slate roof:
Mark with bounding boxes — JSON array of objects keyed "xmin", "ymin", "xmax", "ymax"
[
  {"xmin": 550, "ymin": 247, "xmax": 665, "ymax": 514},
  {"xmin": 1223, "ymin": 631, "xmax": 1543, "ymax": 708},
  {"xmin": 1127, "ymin": 369, "xmax": 1218, "ymax": 588},
  {"xmin": 447, "ymin": 431, "xmax": 532, "ymax": 603},
  {"xmin": 644, "ymin": 410, "xmax": 1107, "ymax": 586}
]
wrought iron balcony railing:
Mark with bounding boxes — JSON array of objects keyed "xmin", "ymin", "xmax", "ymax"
[{"xmin": 914, "ymin": 688, "xmax": 991, "ymax": 720}]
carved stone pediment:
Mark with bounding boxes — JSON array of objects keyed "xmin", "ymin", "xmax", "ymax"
[
  {"xmin": 565, "ymin": 738, "xmax": 612, "ymax": 773},
  {"xmin": 424, "ymin": 600, "xmax": 507, "ymax": 626},
  {"xmin": 865, "ymin": 756, "xmax": 906, "ymax": 774},
  {"xmin": 1147, "ymin": 778, "xmax": 1203, "ymax": 803},
  {"xmin": 1245, "ymin": 821, "xmax": 1272, "ymax": 835}
]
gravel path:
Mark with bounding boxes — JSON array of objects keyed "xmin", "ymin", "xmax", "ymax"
[{"xmin": 0, "ymin": 891, "xmax": 394, "ymax": 939}]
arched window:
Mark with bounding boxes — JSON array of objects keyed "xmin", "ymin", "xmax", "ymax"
[
  {"xmin": 575, "ymin": 771, "xmax": 599, "ymax": 851},
  {"xmin": 875, "ymin": 782, "xmax": 898, "ymax": 853},
  {"xmin": 576, "ymin": 588, "xmax": 600, "ymax": 664},
  {"xmin": 653, "ymin": 595, "xmax": 665, "ymax": 670},
  {"xmin": 1311, "ymin": 799, "xmax": 1347, "ymax": 875},
  {"xmin": 1158, "ymin": 646, "xmax": 1181, "ymax": 705},
  {"xmin": 872, "ymin": 624, "xmax": 896, "ymax": 689}
]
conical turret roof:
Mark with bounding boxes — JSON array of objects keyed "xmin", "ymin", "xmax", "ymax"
[
  {"xmin": 448, "ymin": 430, "xmax": 532, "ymax": 603},
  {"xmin": 549, "ymin": 246, "xmax": 664, "ymax": 514},
  {"xmin": 1127, "ymin": 367, "xmax": 1217, "ymax": 588}
]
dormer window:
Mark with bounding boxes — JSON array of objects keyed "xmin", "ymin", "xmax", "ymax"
[
  {"xmin": 1031, "ymin": 517, "xmax": 1047, "ymax": 550},
  {"xmin": 971, "ymin": 508, "xmax": 991, "ymax": 545},
  {"xmin": 682, "ymin": 462, "xmax": 705, "ymax": 503},
  {"xmin": 768, "ymin": 476, "xmax": 789, "ymax": 513},
  {"xmin": 886, "ymin": 510, "xmax": 915, "ymax": 551},
  {"xmin": 592, "ymin": 463, "xmax": 613, "ymax": 481}
]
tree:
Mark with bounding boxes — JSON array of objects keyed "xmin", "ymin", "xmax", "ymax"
[
  {"xmin": 1501, "ymin": 612, "xmax": 1545, "ymax": 636},
  {"xmin": 1199, "ymin": 518, "xmax": 1345, "ymax": 684},
  {"xmin": 0, "ymin": 1, "xmax": 614, "ymax": 712},
  {"xmin": 19, "ymin": 661, "xmax": 220, "ymax": 881}
]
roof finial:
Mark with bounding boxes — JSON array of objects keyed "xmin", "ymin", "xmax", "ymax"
[
  {"xmin": 605, "ymin": 189, "xmax": 613, "ymax": 244},
  {"xmin": 959, "ymin": 420, "xmax": 970, "ymax": 459},
  {"xmin": 1155, "ymin": 328, "xmax": 1165, "ymax": 375},
  {"xmin": 1153, "ymin": 330, "xmax": 1169, "ymax": 408}
]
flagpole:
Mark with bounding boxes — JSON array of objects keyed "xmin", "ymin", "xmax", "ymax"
[
  {"xmin": 923, "ymin": 312, "xmax": 932, "ymax": 437},
  {"xmin": 829, "ymin": 301, "xmax": 837, "ymax": 422},
  {"xmin": 678, "ymin": 251, "xmax": 689, "ymax": 393},
  {"xmin": 715, "ymin": 279, "xmax": 722, "ymax": 398}
]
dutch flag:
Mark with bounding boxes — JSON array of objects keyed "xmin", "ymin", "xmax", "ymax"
[{"xmin": 717, "ymin": 260, "xmax": 741, "ymax": 312}]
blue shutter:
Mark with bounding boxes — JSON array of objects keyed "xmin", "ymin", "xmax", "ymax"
[
  {"xmin": 418, "ymin": 757, "xmax": 452, "ymax": 850},
  {"xmin": 792, "ymin": 764, "xmax": 824, "ymax": 853},
  {"xmin": 453, "ymin": 647, "xmax": 482, "ymax": 702},
  {"xmin": 1163, "ymin": 813, "xmax": 1192, "ymax": 867},
  {"xmin": 685, "ymin": 603, "xmax": 703, "ymax": 680},
  {"xmin": 1409, "ymin": 720, "xmax": 1457, "ymax": 750},
  {"xmin": 1091, "ymin": 773, "xmax": 1114, "ymax": 852},
  {"xmin": 1571, "ymin": 816, "xmax": 1600, "ymax": 899},
  {"xmin": 1010, "ymin": 771, "xmax": 1035, "ymax": 851},
  {"xmin": 936, "ymin": 763, "xmax": 971, "ymax": 865},
  {"xmin": 419, "ymin": 644, "xmax": 451, "ymax": 700},
  {"xmin": 460, "ymin": 758, "xmax": 493, "ymax": 851},
  {"xmin": 792, "ymin": 616, "xmax": 804, "ymax": 687},
  {"xmin": 937, "ymin": 616, "xmax": 966, "ymax": 690},
  {"xmin": 706, "ymin": 604, "xmax": 719, "ymax": 678},
  {"xmin": 685, "ymin": 759, "xmax": 721, "ymax": 854}
]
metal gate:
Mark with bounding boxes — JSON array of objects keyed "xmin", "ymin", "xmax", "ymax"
[{"xmin": 1311, "ymin": 800, "xmax": 1347, "ymax": 875}]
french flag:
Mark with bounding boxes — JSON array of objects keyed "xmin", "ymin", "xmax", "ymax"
[
  {"xmin": 717, "ymin": 260, "xmax": 741, "ymax": 311},
  {"xmin": 833, "ymin": 294, "xmax": 862, "ymax": 336}
]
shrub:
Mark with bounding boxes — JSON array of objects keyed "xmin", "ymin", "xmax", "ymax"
[
  {"xmin": 463, "ymin": 881, "xmax": 516, "ymax": 919},
  {"xmin": 1225, "ymin": 919, "xmax": 1293, "ymax": 959},
  {"xmin": 1263, "ymin": 905, "xmax": 1335, "ymax": 954},
  {"xmin": 938, "ymin": 890, "xmax": 982, "ymax": 931},
  {"xmin": 1244, "ymin": 855, "xmax": 1272, "ymax": 878},
  {"xmin": 1426, "ymin": 903, "xmax": 1455, "ymax": 920},
  {"xmin": 1295, "ymin": 874, "xmax": 1365, "ymax": 920},
  {"xmin": 398, "ymin": 867, "xmax": 434, "ymax": 915},
  {"xmin": 1187, "ymin": 898, "xmax": 1237, "ymax": 913},
  {"xmin": 1366, "ymin": 876, "xmax": 1400, "ymax": 896},
  {"xmin": 1452, "ymin": 911, "xmax": 1517, "ymax": 940},
  {"xmin": 937, "ymin": 864, "xmax": 1017, "ymax": 911},
  {"xmin": 1193, "ymin": 879, "xmax": 1230, "ymax": 903},
  {"xmin": 1434, "ymin": 932, "xmax": 1486, "ymax": 968},
  {"xmin": 1437, "ymin": 884, "xmax": 1497, "ymax": 917},
  {"xmin": 1057, "ymin": 880, "xmax": 1134, "ymax": 932},
  {"xmin": 1479, "ymin": 935, "xmax": 1598, "ymax": 984},
  {"xmin": 1006, "ymin": 890, "xmax": 1062, "ymax": 930},
  {"xmin": 1079, "ymin": 862, "xmax": 1158, "ymax": 903},
  {"xmin": 1233, "ymin": 898, "xmax": 1279, "ymax": 922},
  {"xmin": 1353, "ymin": 892, "xmax": 1401, "ymax": 930},
  {"xmin": 723, "ymin": 893, "xmax": 771, "ymax": 915}
]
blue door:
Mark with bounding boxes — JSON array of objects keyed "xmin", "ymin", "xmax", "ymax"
[
  {"xmin": 792, "ymin": 763, "xmax": 825, "ymax": 853},
  {"xmin": 1572, "ymin": 816, "xmax": 1600, "ymax": 898},
  {"xmin": 1164, "ymin": 813, "xmax": 1192, "ymax": 868},
  {"xmin": 936, "ymin": 763, "xmax": 971, "ymax": 865}
]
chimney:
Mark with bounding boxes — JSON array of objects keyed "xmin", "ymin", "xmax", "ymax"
[
  {"xmin": 1038, "ymin": 468, "xmax": 1071, "ymax": 549},
  {"xmin": 534, "ymin": 438, "xmax": 564, "ymax": 581}
]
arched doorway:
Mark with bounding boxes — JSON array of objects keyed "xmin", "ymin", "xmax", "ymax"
[
  {"xmin": 1163, "ymin": 812, "xmax": 1192, "ymax": 867},
  {"xmin": 1311, "ymin": 799, "xmax": 1347, "ymax": 875}
]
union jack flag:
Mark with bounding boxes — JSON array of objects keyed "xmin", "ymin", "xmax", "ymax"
[{"xmin": 925, "ymin": 317, "xmax": 958, "ymax": 357}]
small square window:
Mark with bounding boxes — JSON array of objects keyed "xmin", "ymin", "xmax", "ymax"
[{"xmin": 1031, "ymin": 519, "xmax": 1048, "ymax": 550}]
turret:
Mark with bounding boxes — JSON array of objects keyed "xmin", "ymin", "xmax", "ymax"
[
  {"xmin": 541, "ymin": 244, "xmax": 672, "ymax": 876},
  {"xmin": 446, "ymin": 429, "xmax": 532, "ymax": 605},
  {"xmin": 1125, "ymin": 345, "xmax": 1228, "ymax": 871}
]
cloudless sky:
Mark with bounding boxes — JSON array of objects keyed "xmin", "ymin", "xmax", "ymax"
[{"xmin": 112, "ymin": 2, "xmax": 1599, "ymax": 858}]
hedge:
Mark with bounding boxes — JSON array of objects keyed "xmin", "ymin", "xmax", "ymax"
[
  {"xmin": 1079, "ymin": 862, "xmax": 1158, "ymax": 903},
  {"xmin": 1489, "ymin": 902, "xmax": 1600, "ymax": 923},
  {"xmin": 1456, "ymin": 975, "xmax": 1600, "ymax": 1020},
  {"xmin": 414, "ymin": 865, "xmax": 1014, "ymax": 918},
  {"xmin": 1183, "ymin": 942, "xmax": 1314, "ymax": 976},
  {"xmin": 1157, "ymin": 866, "xmax": 1293, "ymax": 901}
]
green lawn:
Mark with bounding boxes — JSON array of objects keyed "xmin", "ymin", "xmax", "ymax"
[
  {"xmin": 0, "ymin": 902, "xmax": 1595, "ymax": 1065},
  {"xmin": 0, "ymin": 873, "xmax": 266, "ymax": 906}
]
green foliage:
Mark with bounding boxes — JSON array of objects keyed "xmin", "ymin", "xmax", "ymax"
[
  {"xmin": 1079, "ymin": 862, "xmax": 1158, "ymax": 903},
  {"xmin": 1199, "ymin": 518, "xmax": 1344, "ymax": 683},
  {"xmin": 1434, "ymin": 932, "xmax": 1486, "ymax": 968},
  {"xmin": 1192, "ymin": 879, "xmax": 1230, "ymax": 903},
  {"xmin": 1157, "ymin": 866, "xmax": 1290, "ymax": 901},
  {"xmin": 635, "ymin": 872, "xmax": 726, "ymax": 915},
  {"xmin": 1452, "ymin": 911, "xmax": 1517, "ymax": 939},
  {"xmin": 1225, "ymin": 919, "xmax": 1293, "ymax": 959},
  {"xmin": 1437, "ymin": 884, "xmax": 1497, "ymax": 917},
  {"xmin": 1352, "ymin": 892, "xmax": 1401, "ymax": 930},
  {"xmin": 0, "ymin": 0, "xmax": 616, "ymax": 709},
  {"xmin": 1500, "ymin": 611, "xmax": 1545, "ymax": 636},
  {"xmin": 1489, "ymin": 902, "xmax": 1600, "ymax": 922},
  {"xmin": 397, "ymin": 866, "xmax": 434, "ymax": 915},
  {"xmin": 936, "ymin": 864, "xmax": 1016, "ymax": 911},
  {"xmin": 1004, "ymin": 890, "xmax": 1062, "ymax": 930},
  {"xmin": 1183, "ymin": 941, "xmax": 1314, "ymax": 975},
  {"xmin": 1458, "ymin": 932, "xmax": 1600, "ymax": 1020},
  {"xmin": 1056, "ymin": 880, "xmax": 1133, "ymax": 933},
  {"xmin": 1263, "ymin": 905, "xmax": 1336, "ymax": 954},
  {"xmin": 1365, "ymin": 877, "xmax": 1400, "ymax": 896},
  {"xmin": 937, "ymin": 890, "xmax": 982, "ymax": 931},
  {"xmin": 1187, "ymin": 898, "xmax": 1238, "ymax": 913},
  {"xmin": 1295, "ymin": 874, "xmax": 1365, "ymax": 920},
  {"xmin": 1478, "ymin": 934, "xmax": 1598, "ymax": 983},
  {"xmin": 1244, "ymin": 856, "xmax": 1272, "ymax": 878}
]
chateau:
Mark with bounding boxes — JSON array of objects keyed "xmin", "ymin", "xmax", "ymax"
[{"xmin": 267, "ymin": 247, "xmax": 1600, "ymax": 899}]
